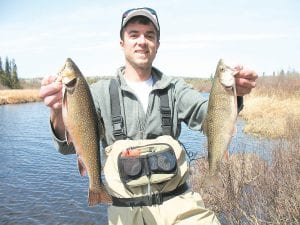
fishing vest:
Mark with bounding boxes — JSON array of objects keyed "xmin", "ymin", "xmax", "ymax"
[{"xmin": 103, "ymin": 79, "xmax": 189, "ymax": 207}]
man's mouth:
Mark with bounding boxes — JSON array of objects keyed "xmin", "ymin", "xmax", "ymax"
[{"xmin": 135, "ymin": 50, "xmax": 148, "ymax": 54}]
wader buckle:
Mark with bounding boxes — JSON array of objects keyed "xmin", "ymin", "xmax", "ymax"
[{"xmin": 150, "ymin": 192, "xmax": 163, "ymax": 205}]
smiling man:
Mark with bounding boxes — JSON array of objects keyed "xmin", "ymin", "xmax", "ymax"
[
  {"xmin": 120, "ymin": 14, "xmax": 160, "ymax": 81},
  {"xmin": 39, "ymin": 7, "xmax": 257, "ymax": 225}
]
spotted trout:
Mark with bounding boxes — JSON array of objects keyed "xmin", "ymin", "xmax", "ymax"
[
  {"xmin": 202, "ymin": 59, "xmax": 238, "ymax": 182},
  {"xmin": 59, "ymin": 58, "xmax": 111, "ymax": 206}
]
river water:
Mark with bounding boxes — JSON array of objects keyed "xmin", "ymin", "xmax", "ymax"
[{"xmin": 0, "ymin": 102, "xmax": 272, "ymax": 225}]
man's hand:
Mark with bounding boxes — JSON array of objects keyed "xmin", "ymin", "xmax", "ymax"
[
  {"xmin": 39, "ymin": 75, "xmax": 66, "ymax": 140},
  {"xmin": 39, "ymin": 75, "xmax": 63, "ymax": 109},
  {"xmin": 234, "ymin": 65, "xmax": 258, "ymax": 96}
]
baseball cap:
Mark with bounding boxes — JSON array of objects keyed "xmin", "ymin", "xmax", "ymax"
[{"xmin": 120, "ymin": 7, "xmax": 160, "ymax": 37}]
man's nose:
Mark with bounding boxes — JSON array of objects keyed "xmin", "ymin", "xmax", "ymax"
[{"xmin": 137, "ymin": 35, "xmax": 146, "ymax": 44}]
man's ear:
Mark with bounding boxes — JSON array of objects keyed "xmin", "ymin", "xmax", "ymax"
[{"xmin": 120, "ymin": 39, "xmax": 124, "ymax": 49}]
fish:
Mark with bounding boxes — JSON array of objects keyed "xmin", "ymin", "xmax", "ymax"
[
  {"xmin": 58, "ymin": 58, "xmax": 111, "ymax": 206},
  {"xmin": 202, "ymin": 59, "xmax": 238, "ymax": 184}
]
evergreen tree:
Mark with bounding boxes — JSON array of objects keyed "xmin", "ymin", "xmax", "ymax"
[
  {"xmin": 4, "ymin": 57, "xmax": 12, "ymax": 87},
  {"xmin": 0, "ymin": 57, "xmax": 3, "ymax": 72},
  {"xmin": 0, "ymin": 56, "xmax": 20, "ymax": 88},
  {"xmin": 0, "ymin": 57, "xmax": 4, "ymax": 85},
  {"xmin": 11, "ymin": 59, "xmax": 20, "ymax": 88}
]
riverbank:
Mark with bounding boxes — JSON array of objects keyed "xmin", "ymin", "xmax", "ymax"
[
  {"xmin": 0, "ymin": 89, "xmax": 41, "ymax": 105},
  {"xmin": 1, "ymin": 75, "xmax": 300, "ymax": 139},
  {"xmin": 190, "ymin": 75, "xmax": 300, "ymax": 224},
  {"xmin": 240, "ymin": 75, "xmax": 300, "ymax": 139}
]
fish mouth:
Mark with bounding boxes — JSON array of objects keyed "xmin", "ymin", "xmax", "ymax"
[
  {"xmin": 65, "ymin": 78, "xmax": 77, "ymax": 88},
  {"xmin": 59, "ymin": 69, "xmax": 78, "ymax": 88}
]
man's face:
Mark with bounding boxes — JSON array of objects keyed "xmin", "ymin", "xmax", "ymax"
[{"xmin": 120, "ymin": 21, "xmax": 160, "ymax": 70}]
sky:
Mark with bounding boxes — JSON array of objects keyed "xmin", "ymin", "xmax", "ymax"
[{"xmin": 1, "ymin": 0, "xmax": 300, "ymax": 78}]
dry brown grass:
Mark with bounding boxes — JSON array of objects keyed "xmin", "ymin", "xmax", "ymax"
[
  {"xmin": 240, "ymin": 75, "xmax": 300, "ymax": 139},
  {"xmin": 190, "ymin": 75, "xmax": 300, "ymax": 224},
  {"xmin": 0, "ymin": 89, "xmax": 41, "ymax": 105},
  {"xmin": 190, "ymin": 130, "xmax": 300, "ymax": 224}
]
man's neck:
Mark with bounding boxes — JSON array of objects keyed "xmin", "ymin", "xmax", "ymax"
[{"xmin": 124, "ymin": 63, "xmax": 152, "ymax": 82}]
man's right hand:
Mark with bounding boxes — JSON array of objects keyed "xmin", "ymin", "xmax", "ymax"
[
  {"xmin": 39, "ymin": 75, "xmax": 66, "ymax": 140},
  {"xmin": 39, "ymin": 75, "xmax": 63, "ymax": 109}
]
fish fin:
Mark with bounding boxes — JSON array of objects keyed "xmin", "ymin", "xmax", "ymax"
[
  {"xmin": 77, "ymin": 157, "xmax": 87, "ymax": 176},
  {"xmin": 88, "ymin": 185, "xmax": 112, "ymax": 207},
  {"xmin": 223, "ymin": 150, "xmax": 230, "ymax": 161},
  {"xmin": 65, "ymin": 130, "xmax": 72, "ymax": 145}
]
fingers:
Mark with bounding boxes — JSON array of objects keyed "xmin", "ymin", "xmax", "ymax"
[
  {"xmin": 39, "ymin": 81, "xmax": 62, "ymax": 98},
  {"xmin": 233, "ymin": 66, "xmax": 258, "ymax": 96},
  {"xmin": 39, "ymin": 75, "xmax": 63, "ymax": 109},
  {"xmin": 236, "ymin": 84, "xmax": 252, "ymax": 96},
  {"xmin": 43, "ymin": 89, "xmax": 63, "ymax": 109},
  {"xmin": 235, "ymin": 69, "xmax": 258, "ymax": 81}
]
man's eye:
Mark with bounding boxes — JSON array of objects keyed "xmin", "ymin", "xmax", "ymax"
[{"xmin": 146, "ymin": 35, "xmax": 155, "ymax": 40}]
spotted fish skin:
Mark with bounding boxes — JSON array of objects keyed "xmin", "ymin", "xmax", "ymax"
[
  {"xmin": 60, "ymin": 58, "xmax": 111, "ymax": 206},
  {"xmin": 202, "ymin": 59, "xmax": 238, "ymax": 178}
]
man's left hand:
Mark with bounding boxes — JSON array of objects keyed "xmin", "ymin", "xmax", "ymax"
[{"xmin": 234, "ymin": 65, "xmax": 258, "ymax": 96}]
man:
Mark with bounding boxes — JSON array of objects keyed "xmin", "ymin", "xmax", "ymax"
[{"xmin": 39, "ymin": 7, "xmax": 257, "ymax": 225}]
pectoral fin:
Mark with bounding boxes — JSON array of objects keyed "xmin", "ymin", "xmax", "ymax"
[
  {"xmin": 77, "ymin": 156, "xmax": 87, "ymax": 176},
  {"xmin": 65, "ymin": 130, "xmax": 73, "ymax": 145}
]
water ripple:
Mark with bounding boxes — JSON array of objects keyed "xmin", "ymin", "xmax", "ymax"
[{"xmin": 0, "ymin": 102, "xmax": 272, "ymax": 224}]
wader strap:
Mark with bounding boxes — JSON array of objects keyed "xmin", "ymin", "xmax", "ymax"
[
  {"xmin": 109, "ymin": 79, "xmax": 126, "ymax": 140},
  {"xmin": 111, "ymin": 183, "xmax": 188, "ymax": 207},
  {"xmin": 160, "ymin": 90, "xmax": 172, "ymax": 136},
  {"xmin": 109, "ymin": 78, "xmax": 173, "ymax": 140}
]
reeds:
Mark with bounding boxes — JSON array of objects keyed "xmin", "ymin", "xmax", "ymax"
[
  {"xmin": 190, "ymin": 132, "xmax": 300, "ymax": 224},
  {"xmin": 0, "ymin": 89, "xmax": 41, "ymax": 105},
  {"xmin": 190, "ymin": 74, "xmax": 300, "ymax": 224},
  {"xmin": 240, "ymin": 75, "xmax": 300, "ymax": 139}
]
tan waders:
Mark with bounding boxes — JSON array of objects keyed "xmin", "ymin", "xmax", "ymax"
[
  {"xmin": 108, "ymin": 191, "xmax": 220, "ymax": 225},
  {"xmin": 104, "ymin": 136, "xmax": 221, "ymax": 225}
]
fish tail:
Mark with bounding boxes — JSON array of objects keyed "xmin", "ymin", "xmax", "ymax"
[{"xmin": 88, "ymin": 186, "xmax": 112, "ymax": 207}]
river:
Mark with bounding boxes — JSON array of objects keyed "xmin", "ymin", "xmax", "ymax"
[{"xmin": 0, "ymin": 102, "xmax": 272, "ymax": 225}]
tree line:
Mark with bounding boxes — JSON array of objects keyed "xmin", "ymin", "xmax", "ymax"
[{"xmin": 0, "ymin": 56, "xmax": 20, "ymax": 89}]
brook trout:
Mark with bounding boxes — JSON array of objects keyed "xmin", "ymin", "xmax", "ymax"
[
  {"xmin": 59, "ymin": 58, "xmax": 111, "ymax": 206},
  {"xmin": 202, "ymin": 59, "xmax": 238, "ymax": 180}
]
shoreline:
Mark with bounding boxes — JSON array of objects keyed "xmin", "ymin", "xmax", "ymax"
[
  {"xmin": 1, "ymin": 88, "xmax": 299, "ymax": 140},
  {"xmin": 0, "ymin": 89, "xmax": 41, "ymax": 105}
]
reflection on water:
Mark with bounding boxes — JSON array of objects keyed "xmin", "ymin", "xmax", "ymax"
[
  {"xmin": 0, "ymin": 103, "xmax": 108, "ymax": 225},
  {"xmin": 0, "ymin": 102, "xmax": 273, "ymax": 224}
]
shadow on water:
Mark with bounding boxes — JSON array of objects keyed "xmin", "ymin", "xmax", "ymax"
[{"xmin": 0, "ymin": 101, "xmax": 276, "ymax": 224}]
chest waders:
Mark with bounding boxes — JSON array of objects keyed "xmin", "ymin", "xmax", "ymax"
[
  {"xmin": 104, "ymin": 79, "xmax": 221, "ymax": 225},
  {"xmin": 107, "ymin": 79, "xmax": 188, "ymax": 206}
]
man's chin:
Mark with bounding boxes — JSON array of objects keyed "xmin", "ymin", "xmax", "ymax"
[{"xmin": 134, "ymin": 60, "xmax": 151, "ymax": 68}]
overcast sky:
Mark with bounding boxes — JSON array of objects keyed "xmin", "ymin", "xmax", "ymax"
[{"xmin": 1, "ymin": 0, "xmax": 299, "ymax": 78}]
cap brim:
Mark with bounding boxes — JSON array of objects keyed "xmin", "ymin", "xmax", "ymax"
[{"xmin": 122, "ymin": 9, "xmax": 159, "ymax": 31}]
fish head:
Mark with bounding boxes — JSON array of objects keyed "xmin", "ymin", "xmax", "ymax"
[
  {"xmin": 217, "ymin": 59, "xmax": 235, "ymax": 89},
  {"xmin": 58, "ymin": 58, "xmax": 82, "ymax": 88}
]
